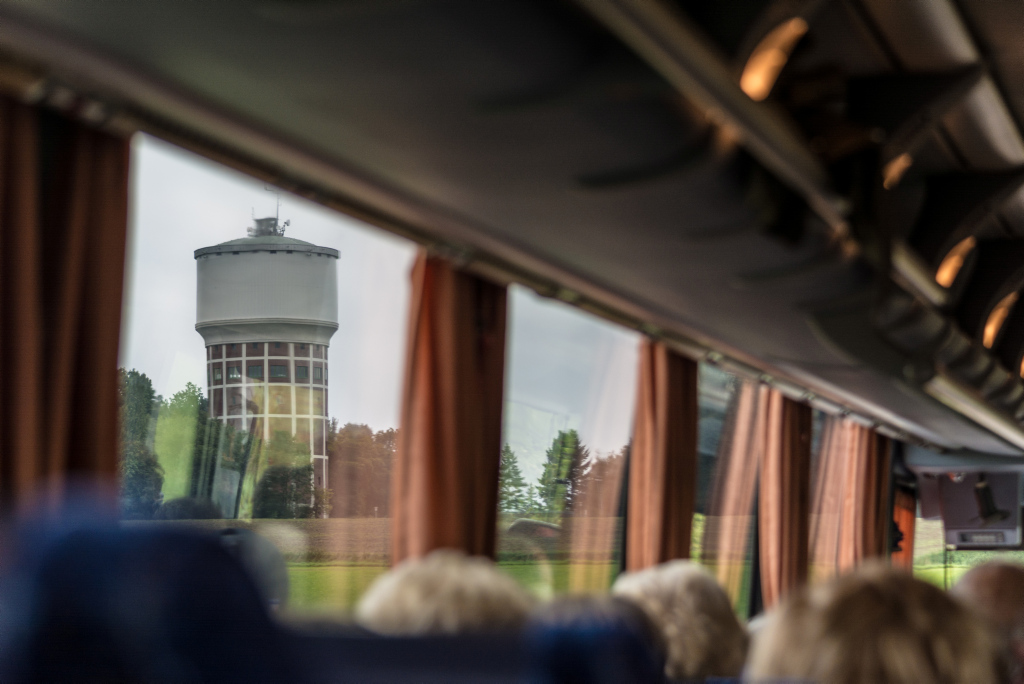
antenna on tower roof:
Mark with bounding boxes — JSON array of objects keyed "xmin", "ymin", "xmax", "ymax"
[
  {"xmin": 243, "ymin": 186, "xmax": 289, "ymax": 237},
  {"xmin": 265, "ymin": 185, "xmax": 281, "ymax": 221}
]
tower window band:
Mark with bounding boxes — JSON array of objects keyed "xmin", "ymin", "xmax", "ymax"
[
  {"xmin": 213, "ymin": 367, "xmax": 222, "ymax": 382},
  {"xmin": 247, "ymin": 365, "xmax": 263, "ymax": 380},
  {"xmin": 296, "ymin": 365, "xmax": 309, "ymax": 380},
  {"xmin": 314, "ymin": 367, "xmax": 323, "ymax": 381},
  {"xmin": 270, "ymin": 364, "xmax": 288, "ymax": 378},
  {"xmin": 227, "ymin": 366, "xmax": 241, "ymax": 380}
]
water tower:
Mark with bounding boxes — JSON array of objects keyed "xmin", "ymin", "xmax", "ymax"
[{"xmin": 195, "ymin": 217, "xmax": 339, "ymax": 489}]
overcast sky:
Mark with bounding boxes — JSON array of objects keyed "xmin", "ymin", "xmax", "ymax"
[{"xmin": 121, "ymin": 134, "xmax": 639, "ymax": 484}]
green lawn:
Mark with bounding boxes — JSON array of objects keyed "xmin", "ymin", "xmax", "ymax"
[
  {"xmin": 286, "ymin": 563, "xmax": 389, "ymax": 614},
  {"xmin": 284, "ymin": 560, "xmax": 617, "ymax": 616},
  {"xmin": 138, "ymin": 514, "xmax": 1015, "ymax": 619}
]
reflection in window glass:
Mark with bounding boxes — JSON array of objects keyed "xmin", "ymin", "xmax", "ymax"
[
  {"xmin": 693, "ymin": 370, "xmax": 826, "ymax": 613},
  {"xmin": 118, "ymin": 134, "xmax": 415, "ymax": 617},
  {"xmin": 692, "ymin": 365, "xmax": 756, "ymax": 616},
  {"xmin": 497, "ymin": 286, "xmax": 639, "ymax": 598},
  {"xmin": 691, "ymin": 364, "xmax": 739, "ymax": 558},
  {"xmin": 695, "ymin": 371, "xmax": 761, "ymax": 617}
]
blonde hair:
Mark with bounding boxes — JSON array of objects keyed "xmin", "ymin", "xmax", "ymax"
[
  {"xmin": 748, "ymin": 563, "xmax": 1001, "ymax": 684},
  {"xmin": 611, "ymin": 560, "xmax": 748, "ymax": 680},
  {"xmin": 355, "ymin": 549, "xmax": 535, "ymax": 635}
]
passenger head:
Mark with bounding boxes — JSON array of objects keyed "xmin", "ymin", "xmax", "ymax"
[
  {"xmin": 748, "ymin": 563, "xmax": 1002, "ymax": 684},
  {"xmin": 611, "ymin": 560, "xmax": 748, "ymax": 681},
  {"xmin": 2, "ymin": 526, "xmax": 292, "ymax": 683},
  {"xmin": 529, "ymin": 596, "xmax": 666, "ymax": 684},
  {"xmin": 355, "ymin": 549, "xmax": 535, "ymax": 635},
  {"xmin": 953, "ymin": 561, "xmax": 1024, "ymax": 683}
]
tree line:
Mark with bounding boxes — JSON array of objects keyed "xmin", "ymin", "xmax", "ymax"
[
  {"xmin": 119, "ymin": 368, "xmax": 395, "ymax": 520},
  {"xmin": 498, "ymin": 429, "xmax": 627, "ymax": 522},
  {"xmin": 120, "ymin": 368, "xmax": 622, "ymax": 522}
]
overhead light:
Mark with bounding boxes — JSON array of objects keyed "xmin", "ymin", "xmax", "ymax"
[
  {"xmin": 740, "ymin": 18, "xmax": 809, "ymax": 102},
  {"xmin": 983, "ymin": 291, "xmax": 1019, "ymax": 348},
  {"xmin": 935, "ymin": 236, "xmax": 976, "ymax": 288},
  {"xmin": 882, "ymin": 153, "xmax": 914, "ymax": 190}
]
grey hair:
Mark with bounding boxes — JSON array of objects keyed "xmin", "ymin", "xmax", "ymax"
[
  {"xmin": 355, "ymin": 549, "xmax": 536, "ymax": 635},
  {"xmin": 612, "ymin": 560, "xmax": 748, "ymax": 680}
]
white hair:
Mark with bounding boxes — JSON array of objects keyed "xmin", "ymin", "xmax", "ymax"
[
  {"xmin": 612, "ymin": 560, "xmax": 748, "ymax": 680},
  {"xmin": 355, "ymin": 549, "xmax": 536, "ymax": 635}
]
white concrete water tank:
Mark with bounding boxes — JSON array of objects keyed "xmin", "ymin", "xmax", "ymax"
[{"xmin": 194, "ymin": 218, "xmax": 339, "ymax": 491}]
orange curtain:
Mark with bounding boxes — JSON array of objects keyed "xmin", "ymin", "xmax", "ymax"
[
  {"xmin": 809, "ymin": 418, "xmax": 891, "ymax": 580},
  {"xmin": 702, "ymin": 381, "xmax": 765, "ymax": 602},
  {"xmin": 0, "ymin": 100, "xmax": 129, "ymax": 512},
  {"xmin": 758, "ymin": 390, "xmax": 811, "ymax": 610},
  {"xmin": 625, "ymin": 339, "xmax": 698, "ymax": 571},
  {"xmin": 391, "ymin": 251, "xmax": 507, "ymax": 563},
  {"xmin": 567, "ymin": 452, "xmax": 627, "ymax": 592},
  {"xmin": 891, "ymin": 487, "xmax": 916, "ymax": 569}
]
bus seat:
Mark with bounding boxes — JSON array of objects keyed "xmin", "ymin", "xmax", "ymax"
[
  {"xmin": 287, "ymin": 632, "xmax": 529, "ymax": 683},
  {"xmin": 526, "ymin": 621, "xmax": 666, "ymax": 684},
  {"xmin": 0, "ymin": 524, "xmax": 296, "ymax": 683},
  {"xmin": 288, "ymin": 621, "xmax": 666, "ymax": 684}
]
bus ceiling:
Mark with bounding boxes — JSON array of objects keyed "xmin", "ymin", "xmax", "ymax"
[{"xmin": 5, "ymin": 0, "xmax": 1024, "ymax": 457}]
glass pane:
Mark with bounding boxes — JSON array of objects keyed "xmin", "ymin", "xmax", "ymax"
[
  {"xmin": 692, "ymin": 363, "xmax": 739, "ymax": 559},
  {"xmin": 697, "ymin": 373, "xmax": 759, "ymax": 617},
  {"xmin": 118, "ymin": 134, "xmax": 415, "ymax": 619},
  {"xmin": 295, "ymin": 387, "xmax": 311, "ymax": 415},
  {"xmin": 913, "ymin": 516, "xmax": 948, "ymax": 586},
  {"xmin": 496, "ymin": 285, "xmax": 640, "ymax": 598}
]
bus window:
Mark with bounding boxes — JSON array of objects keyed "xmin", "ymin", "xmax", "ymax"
[
  {"xmin": 496, "ymin": 285, "xmax": 639, "ymax": 598},
  {"xmin": 691, "ymin": 365, "xmax": 757, "ymax": 615},
  {"xmin": 913, "ymin": 516, "xmax": 1024, "ymax": 589},
  {"xmin": 914, "ymin": 515, "xmax": 944, "ymax": 586},
  {"xmin": 118, "ymin": 134, "xmax": 415, "ymax": 618},
  {"xmin": 691, "ymin": 364, "xmax": 739, "ymax": 557}
]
